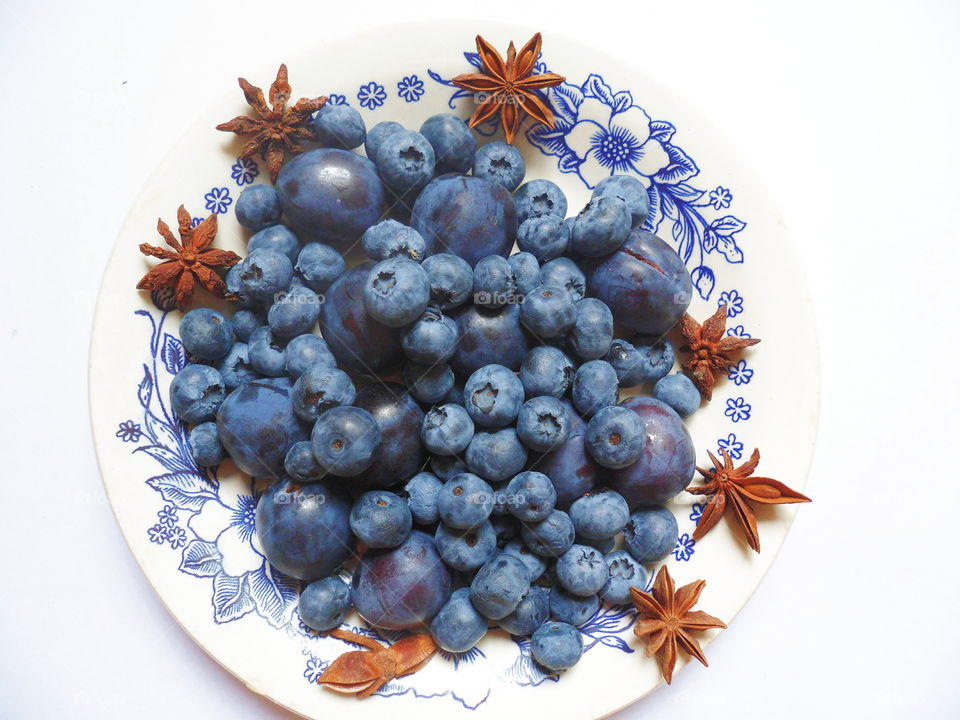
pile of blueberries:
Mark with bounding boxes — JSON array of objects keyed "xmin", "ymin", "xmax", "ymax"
[{"xmin": 168, "ymin": 101, "xmax": 704, "ymax": 674}]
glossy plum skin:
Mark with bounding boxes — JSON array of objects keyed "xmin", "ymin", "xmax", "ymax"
[
  {"xmin": 411, "ymin": 174, "xmax": 519, "ymax": 267},
  {"xmin": 608, "ymin": 396, "xmax": 696, "ymax": 507},
  {"xmin": 533, "ymin": 407, "xmax": 601, "ymax": 508},
  {"xmin": 450, "ymin": 303, "xmax": 533, "ymax": 376},
  {"xmin": 276, "ymin": 148, "xmax": 387, "ymax": 250},
  {"xmin": 353, "ymin": 382, "xmax": 425, "ymax": 488},
  {"xmin": 255, "ymin": 478, "xmax": 353, "ymax": 582},
  {"xmin": 216, "ymin": 377, "xmax": 309, "ymax": 477},
  {"xmin": 351, "ymin": 530, "xmax": 453, "ymax": 630},
  {"xmin": 318, "ymin": 263, "xmax": 405, "ymax": 376},
  {"xmin": 584, "ymin": 229, "xmax": 693, "ymax": 335}
]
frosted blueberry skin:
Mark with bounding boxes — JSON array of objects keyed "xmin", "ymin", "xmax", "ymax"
[
  {"xmin": 571, "ymin": 195, "xmax": 632, "ymax": 257},
  {"xmin": 521, "ymin": 509, "xmax": 576, "ymax": 558},
  {"xmin": 361, "ymin": 219, "xmax": 426, "ymax": 263},
  {"xmin": 353, "ymin": 382, "xmax": 425, "ymax": 489},
  {"xmin": 608, "ymin": 396, "xmax": 696, "ymax": 508},
  {"xmin": 572, "ymin": 360, "xmax": 620, "ymax": 418},
  {"xmin": 473, "ymin": 255, "xmax": 518, "ymax": 309},
  {"xmin": 238, "ymin": 248, "xmax": 294, "ymax": 304},
  {"xmin": 319, "ymin": 263, "xmax": 405, "ymax": 376},
  {"xmin": 623, "ymin": 506, "xmax": 679, "ymax": 563},
  {"xmin": 364, "ymin": 120, "xmax": 404, "ymax": 161},
  {"xmin": 421, "ymin": 403, "xmax": 475, "ymax": 456},
  {"xmin": 502, "ymin": 539, "xmax": 547, "ymax": 583},
  {"xmin": 170, "ymin": 364, "xmax": 225, "ymax": 423},
  {"xmin": 404, "ymin": 472, "xmax": 444, "ymax": 525},
  {"xmin": 631, "ymin": 334, "xmax": 676, "ymax": 383},
  {"xmin": 419, "ymin": 113, "xmax": 477, "ymax": 175},
  {"xmin": 376, "ymin": 129, "xmax": 436, "ymax": 194},
  {"xmin": 568, "ymin": 298, "xmax": 614, "ymax": 361},
  {"xmin": 517, "ymin": 215, "xmax": 569, "ymax": 262},
  {"xmin": 521, "ymin": 284, "xmax": 577, "ymax": 339},
  {"xmin": 450, "ymin": 303, "xmax": 533, "ymax": 376},
  {"xmin": 291, "ymin": 366, "xmax": 355, "ymax": 423},
  {"xmin": 435, "ymin": 521, "xmax": 498, "ymax": 572},
  {"xmin": 248, "ymin": 224, "xmax": 301, "ymax": 264},
  {"xmin": 464, "ymin": 364, "xmax": 525, "ymax": 428},
  {"xmin": 235, "ymin": 184, "xmax": 281, "ymax": 231},
  {"xmin": 310, "ymin": 406, "xmax": 381, "ymax": 477},
  {"xmin": 362, "ymin": 257, "xmax": 431, "ymax": 328},
  {"xmin": 312, "ymin": 103, "xmax": 366, "ymax": 150},
  {"xmin": 231, "ymin": 309, "xmax": 262, "ymax": 343},
  {"xmin": 504, "ymin": 471, "xmax": 557, "ymax": 523},
  {"xmin": 654, "ymin": 373, "xmax": 701, "ymax": 417},
  {"xmin": 225, "ymin": 264, "xmax": 256, "ymax": 308},
  {"xmin": 403, "ymin": 362, "xmax": 455, "ymax": 404},
  {"xmin": 499, "ymin": 585, "xmax": 550, "ymax": 636},
  {"xmin": 350, "ymin": 490, "xmax": 413, "ymax": 549},
  {"xmin": 179, "ymin": 308, "xmax": 233, "ymax": 362},
  {"xmin": 519, "ymin": 346, "xmax": 576, "ymax": 399},
  {"xmin": 283, "ymin": 440, "xmax": 323, "ymax": 482},
  {"xmin": 411, "ymin": 174, "xmax": 518, "ymax": 267},
  {"xmin": 584, "ymin": 229, "xmax": 693, "ymax": 335},
  {"xmin": 470, "ymin": 553, "xmax": 531, "ymax": 620},
  {"xmin": 247, "ymin": 326, "xmax": 288, "ymax": 377},
  {"xmin": 267, "ymin": 284, "xmax": 322, "ymax": 339},
  {"xmin": 592, "ymin": 175, "xmax": 651, "ymax": 228},
  {"xmin": 514, "ymin": 179, "xmax": 568, "ymax": 223},
  {"xmin": 277, "ymin": 148, "xmax": 387, "ymax": 250},
  {"xmin": 421, "ymin": 253, "xmax": 474, "ymax": 310},
  {"xmin": 402, "ymin": 308, "xmax": 459, "ymax": 364},
  {"xmin": 585, "ymin": 405, "xmax": 646, "ymax": 469},
  {"xmin": 604, "ymin": 338, "xmax": 647, "ymax": 387},
  {"xmin": 466, "ymin": 429, "xmax": 528, "ymax": 483},
  {"xmin": 472, "ymin": 140, "xmax": 525, "ymax": 191},
  {"xmin": 437, "ymin": 473, "xmax": 494, "ymax": 530},
  {"xmin": 569, "ymin": 489, "xmax": 630, "ymax": 541},
  {"xmin": 556, "ymin": 544, "xmax": 608, "ymax": 597},
  {"xmin": 508, "ymin": 252, "xmax": 541, "ymax": 296},
  {"xmin": 430, "ymin": 587, "xmax": 488, "ymax": 653},
  {"xmin": 431, "ymin": 454, "xmax": 469, "ymax": 482},
  {"xmin": 188, "ymin": 421, "xmax": 223, "ymax": 467},
  {"xmin": 531, "ymin": 621, "xmax": 583, "ymax": 672},
  {"xmin": 539, "ymin": 257, "xmax": 586, "ymax": 302},
  {"xmin": 516, "ymin": 396, "xmax": 571, "ymax": 453},
  {"xmin": 299, "ymin": 576, "xmax": 352, "ymax": 632},
  {"xmin": 600, "ymin": 550, "xmax": 648, "ymax": 605},
  {"xmin": 294, "ymin": 242, "xmax": 345, "ymax": 293},
  {"xmin": 283, "ymin": 334, "xmax": 335, "ymax": 378},
  {"xmin": 549, "ymin": 587, "xmax": 599, "ymax": 627},
  {"xmin": 217, "ymin": 342, "xmax": 260, "ymax": 391},
  {"xmin": 578, "ymin": 535, "xmax": 615, "ymax": 555},
  {"xmin": 352, "ymin": 530, "xmax": 452, "ymax": 630}
]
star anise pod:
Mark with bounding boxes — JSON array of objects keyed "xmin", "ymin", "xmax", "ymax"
[
  {"xmin": 687, "ymin": 448, "xmax": 812, "ymax": 553},
  {"xmin": 630, "ymin": 565, "xmax": 726, "ymax": 684},
  {"xmin": 679, "ymin": 304, "xmax": 761, "ymax": 400},
  {"xmin": 452, "ymin": 33, "xmax": 565, "ymax": 144},
  {"xmin": 136, "ymin": 206, "xmax": 241, "ymax": 311},
  {"xmin": 318, "ymin": 629, "xmax": 437, "ymax": 698},
  {"xmin": 216, "ymin": 64, "xmax": 326, "ymax": 182}
]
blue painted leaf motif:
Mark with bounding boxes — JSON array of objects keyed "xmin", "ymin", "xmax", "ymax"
[
  {"xmin": 558, "ymin": 154, "xmax": 581, "ymax": 173},
  {"xmin": 673, "ymin": 206, "xmax": 703, "ymax": 264},
  {"xmin": 504, "ymin": 652, "xmax": 556, "ymax": 687},
  {"xmin": 145, "ymin": 472, "xmax": 217, "ymax": 511},
  {"xmin": 464, "ymin": 51, "xmax": 482, "ymax": 69},
  {"xmin": 597, "ymin": 635, "xmax": 632, "ymax": 652},
  {"xmin": 583, "ymin": 74, "xmax": 616, "ymax": 108},
  {"xmin": 249, "ymin": 561, "xmax": 300, "ymax": 629},
  {"xmin": 136, "ymin": 445, "xmax": 195, "ymax": 474},
  {"xmin": 212, "ymin": 572, "xmax": 255, "ymax": 623},
  {"xmin": 161, "ymin": 333, "xmax": 186, "ymax": 375},
  {"xmin": 179, "ymin": 540, "xmax": 223, "ymax": 577},
  {"xmin": 548, "ymin": 84, "xmax": 582, "ymax": 128},
  {"xmin": 526, "ymin": 123, "xmax": 570, "ymax": 157},
  {"xmin": 668, "ymin": 182, "xmax": 706, "ymax": 203},
  {"xmin": 137, "ymin": 365, "xmax": 152, "ymax": 409},
  {"xmin": 648, "ymin": 119, "xmax": 676, "ymax": 142},
  {"xmin": 711, "ymin": 215, "xmax": 747, "ymax": 235},
  {"xmin": 659, "ymin": 186, "xmax": 678, "ymax": 220},
  {"xmin": 144, "ymin": 412, "xmax": 187, "ymax": 458},
  {"xmin": 691, "ymin": 266, "xmax": 716, "ymax": 300},
  {"xmin": 716, "ymin": 235, "xmax": 744, "ymax": 264},
  {"xmin": 611, "ymin": 90, "xmax": 633, "ymax": 114},
  {"xmin": 652, "ymin": 142, "xmax": 699, "ymax": 185},
  {"xmin": 644, "ymin": 185, "xmax": 665, "ymax": 234}
]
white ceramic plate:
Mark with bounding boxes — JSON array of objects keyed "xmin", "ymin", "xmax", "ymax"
[{"xmin": 90, "ymin": 20, "xmax": 819, "ymax": 720}]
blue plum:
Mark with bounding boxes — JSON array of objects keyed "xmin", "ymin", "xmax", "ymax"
[{"xmin": 353, "ymin": 382, "xmax": 425, "ymax": 488}]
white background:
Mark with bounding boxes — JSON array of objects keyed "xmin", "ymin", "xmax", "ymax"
[{"xmin": 1, "ymin": 0, "xmax": 957, "ymax": 717}]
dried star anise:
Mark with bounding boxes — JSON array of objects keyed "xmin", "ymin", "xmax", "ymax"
[
  {"xmin": 136, "ymin": 206, "xmax": 241, "ymax": 311},
  {"xmin": 317, "ymin": 629, "xmax": 437, "ymax": 698},
  {"xmin": 679, "ymin": 304, "xmax": 761, "ymax": 400},
  {"xmin": 631, "ymin": 565, "xmax": 726, "ymax": 684},
  {"xmin": 687, "ymin": 448, "xmax": 811, "ymax": 553},
  {"xmin": 216, "ymin": 64, "xmax": 326, "ymax": 182},
  {"xmin": 452, "ymin": 33, "xmax": 565, "ymax": 144}
]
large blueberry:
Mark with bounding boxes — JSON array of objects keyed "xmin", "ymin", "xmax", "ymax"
[
  {"xmin": 450, "ymin": 303, "xmax": 532, "ymax": 376},
  {"xmin": 353, "ymin": 382, "xmax": 425, "ymax": 488}
]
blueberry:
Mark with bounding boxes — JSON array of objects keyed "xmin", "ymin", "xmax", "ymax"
[
  {"xmin": 572, "ymin": 360, "xmax": 619, "ymax": 417},
  {"xmin": 170, "ymin": 364, "xmax": 225, "ymax": 423},
  {"xmin": 364, "ymin": 120, "xmax": 404, "ymax": 161},
  {"xmin": 499, "ymin": 585, "xmax": 550, "ymax": 636},
  {"xmin": 569, "ymin": 490, "xmax": 630, "ymax": 540},
  {"xmin": 585, "ymin": 406, "xmax": 645, "ymax": 469},
  {"xmin": 556, "ymin": 544, "xmax": 607, "ymax": 597},
  {"xmin": 430, "ymin": 587, "xmax": 487, "ymax": 652},
  {"xmin": 350, "ymin": 490, "xmax": 413, "ymax": 549},
  {"xmin": 291, "ymin": 366, "xmax": 355, "ymax": 422},
  {"xmin": 311, "ymin": 406, "xmax": 381, "ymax": 477},
  {"xmin": 179, "ymin": 308, "xmax": 233, "ymax": 361},
  {"xmin": 549, "ymin": 587, "xmax": 599, "ymax": 627},
  {"xmin": 421, "ymin": 404, "xmax": 474, "ymax": 456},
  {"xmin": 464, "ymin": 364, "xmax": 524, "ymax": 428},
  {"xmin": 520, "ymin": 284, "xmax": 576, "ymax": 338},
  {"xmin": 283, "ymin": 440, "xmax": 322, "ymax": 481},
  {"xmin": 578, "ymin": 535, "xmax": 615, "ymax": 554},
  {"xmin": 363, "ymin": 258, "xmax": 430, "ymax": 328},
  {"xmin": 519, "ymin": 346, "xmax": 575, "ymax": 399},
  {"xmin": 435, "ymin": 521, "xmax": 498, "ymax": 571},
  {"xmin": 508, "ymin": 252, "xmax": 540, "ymax": 295},
  {"xmin": 630, "ymin": 334, "xmax": 676, "ymax": 383},
  {"xmin": 235, "ymin": 184, "xmax": 281, "ymax": 231},
  {"xmin": 295, "ymin": 242, "xmax": 346, "ymax": 293},
  {"xmin": 514, "ymin": 179, "xmax": 568, "ymax": 223},
  {"xmin": 312, "ymin": 103, "xmax": 365, "ymax": 149},
  {"xmin": 376, "ymin": 129, "xmax": 436, "ymax": 194},
  {"xmin": 268, "ymin": 284, "xmax": 321, "ymax": 338},
  {"xmin": 531, "ymin": 621, "xmax": 583, "ymax": 671},
  {"xmin": 402, "ymin": 308, "xmax": 459, "ymax": 364},
  {"xmin": 466, "ymin": 429, "xmax": 528, "ymax": 482},
  {"xmin": 571, "ymin": 196, "xmax": 631, "ymax": 257},
  {"xmin": 284, "ymin": 334, "xmax": 335, "ymax": 377},
  {"xmin": 353, "ymin": 383, "xmax": 426, "ymax": 488},
  {"xmin": 431, "ymin": 454, "xmax": 469, "ymax": 481},
  {"xmin": 653, "ymin": 373, "xmax": 701, "ymax": 417},
  {"xmin": 504, "ymin": 471, "xmax": 556, "ymax": 522},
  {"xmin": 502, "ymin": 539, "xmax": 547, "ymax": 583},
  {"xmin": 248, "ymin": 326, "xmax": 288, "ymax": 377},
  {"xmin": 404, "ymin": 472, "xmax": 443, "ymax": 525},
  {"xmin": 256, "ymin": 478, "xmax": 353, "ymax": 581},
  {"xmin": 539, "ymin": 257, "xmax": 586, "ymax": 302},
  {"xmin": 188, "ymin": 421, "xmax": 223, "ymax": 466},
  {"xmin": 419, "ymin": 113, "xmax": 477, "ymax": 174},
  {"xmin": 421, "ymin": 253, "xmax": 474, "ymax": 310},
  {"xmin": 592, "ymin": 175, "xmax": 650, "ymax": 227},
  {"xmin": 473, "ymin": 255, "xmax": 518, "ymax": 308},
  {"xmin": 225, "ymin": 264, "xmax": 255, "ymax": 308},
  {"xmin": 472, "ymin": 140, "xmax": 525, "ymax": 191},
  {"xmin": 361, "ymin": 219, "xmax": 427, "ymax": 262},
  {"xmin": 437, "ymin": 473, "xmax": 494, "ymax": 529},
  {"xmin": 517, "ymin": 215, "xmax": 569, "ymax": 262},
  {"xmin": 403, "ymin": 362, "xmax": 455, "ymax": 404},
  {"xmin": 490, "ymin": 514, "xmax": 520, "ymax": 546},
  {"xmin": 521, "ymin": 509, "xmax": 575, "ymax": 558},
  {"xmin": 624, "ymin": 506, "xmax": 678, "ymax": 563},
  {"xmin": 231, "ymin": 309, "xmax": 262, "ymax": 343},
  {"xmin": 470, "ymin": 554, "xmax": 530, "ymax": 620},
  {"xmin": 238, "ymin": 248, "xmax": 294, "ymax": 304},
  {"xmin": 299, "ymin": 576, "xmax": 352, "ymax": 631},
  {"xmin": 450, "ymin": 303, "xmax": 532, "ymax": 376},
  {"xmin": 516, "ymin": 396, "xmax": 570, "ymax": 452},
  {"xmin": 217, "ymin": 342, "xmax": 259, "ymax": 390},
  {"xmin": 569, "ymin": 299, "xmax": 614, "ymax": 361},
  {"xmin": 600, "ymin": 550, "xmax": 648, "ymax": 605},
  {"xmin": 604, "ymin": 338, "xmax": 649, "ymax": 387},
  {"xmin": 249, "ymin": 224, "xmax": 300, "ymax": 263}
]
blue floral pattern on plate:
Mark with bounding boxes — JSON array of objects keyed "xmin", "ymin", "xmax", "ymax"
[
  {"xmin": 357, "ymin": 81, "xmax": 387, "ymax": 110},
  {"xmin": 397, "ymin": 74, "xmax": 425, "ymax": 103}
]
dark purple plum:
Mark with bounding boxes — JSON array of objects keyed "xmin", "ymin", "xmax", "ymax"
[
  {"xmin": 410, "ymin": 174, "xmax": 518, "ymax": 267},
  {"xmin": 276, "ymin": 148, "xmax": 387, "ymax": 250},
  {"xmin": 216, "ymin": 377, "xmax": 310, "ymax": 477},
  {"xmin": 352, "ymin": 382, "xmax": 425, "ymax": 488},
  {"xmin": 255, "ymin": 478, "xmax": 354, "ymax": 581},
  {"xmin": 584, "ymin": 229, "xmax": 693, "ymax": 335},
  {"xmin": 608, "ymin": 396, "xmax": 696, "ymax": 507},
  {"xmin": 319, "ymin": 263, "xmax": 405, "ymax": 376},
  {"xmin": 533, "ymin": 404, "xmax": 600, "ymax": 509},
  {"xmin": 450, "ymin": 303, "xmax": 532, "ymax": 376},
  {"xmin": 351, "ymin": 530, "xmax": 452, "ymax": 629}
]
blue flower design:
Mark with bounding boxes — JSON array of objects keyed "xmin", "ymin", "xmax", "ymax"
[
  {"xmin": 116, "ymin": 420, "xmax": 142, "ymax": 443},
  {"xmin": 397, "ymin": 75, "xmax": 425, "ymax": 103},
  {"xmin": 725, "ymin": 397, "xmax": 752, "ymax": 423},
  {"xmin": 673, "ymin": 533, "xmax": 695, "ymax": 561},
  {"xmin": 717, "ymin": 433, "xmax": 744, "ymax": 460},
  {"xmin": 718, "ymin": 289, "xmax": 744, "ymax": 317},
  {"xmin": 303, "ymin": 656, "xmax": 328, "ymax": 683},
  {"xmin": 728, "ymin": 359, "xmax": 754, "ymax": 386},
  {"xmin": 327, "ymin": 94, "xmax": 347, "ymax": 106},
  {"xmin": 230, "ymin": 157, "xmax": 259, "ymax": 186},
  {"xmin": 167, "ymin": 526, "xmax": 187, "ymax": 549},
  {"xmin": 727, "ymin": 325, "xmax": 752, "ymax": 339},
  {"xmin": 203, "ymin": 187, "xmax": 232, "ymax": 214},
  {"xmin": 689, "ymin": 503, "xmax": 705, "ymax": 523},
  {"xmin": 709, "ymin": 186, "xmax": 732, "ymax": 210},
  {"xmin": 147, "ymin": 524, "xmax": 167, "ymax": 544},
  {"xmin": 357, "ymin": 82, "xmax": 387, "ymax": 110},
  {"xmin": 157, "ymin": 504, "xmax": 179, "ymax": 528}
]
